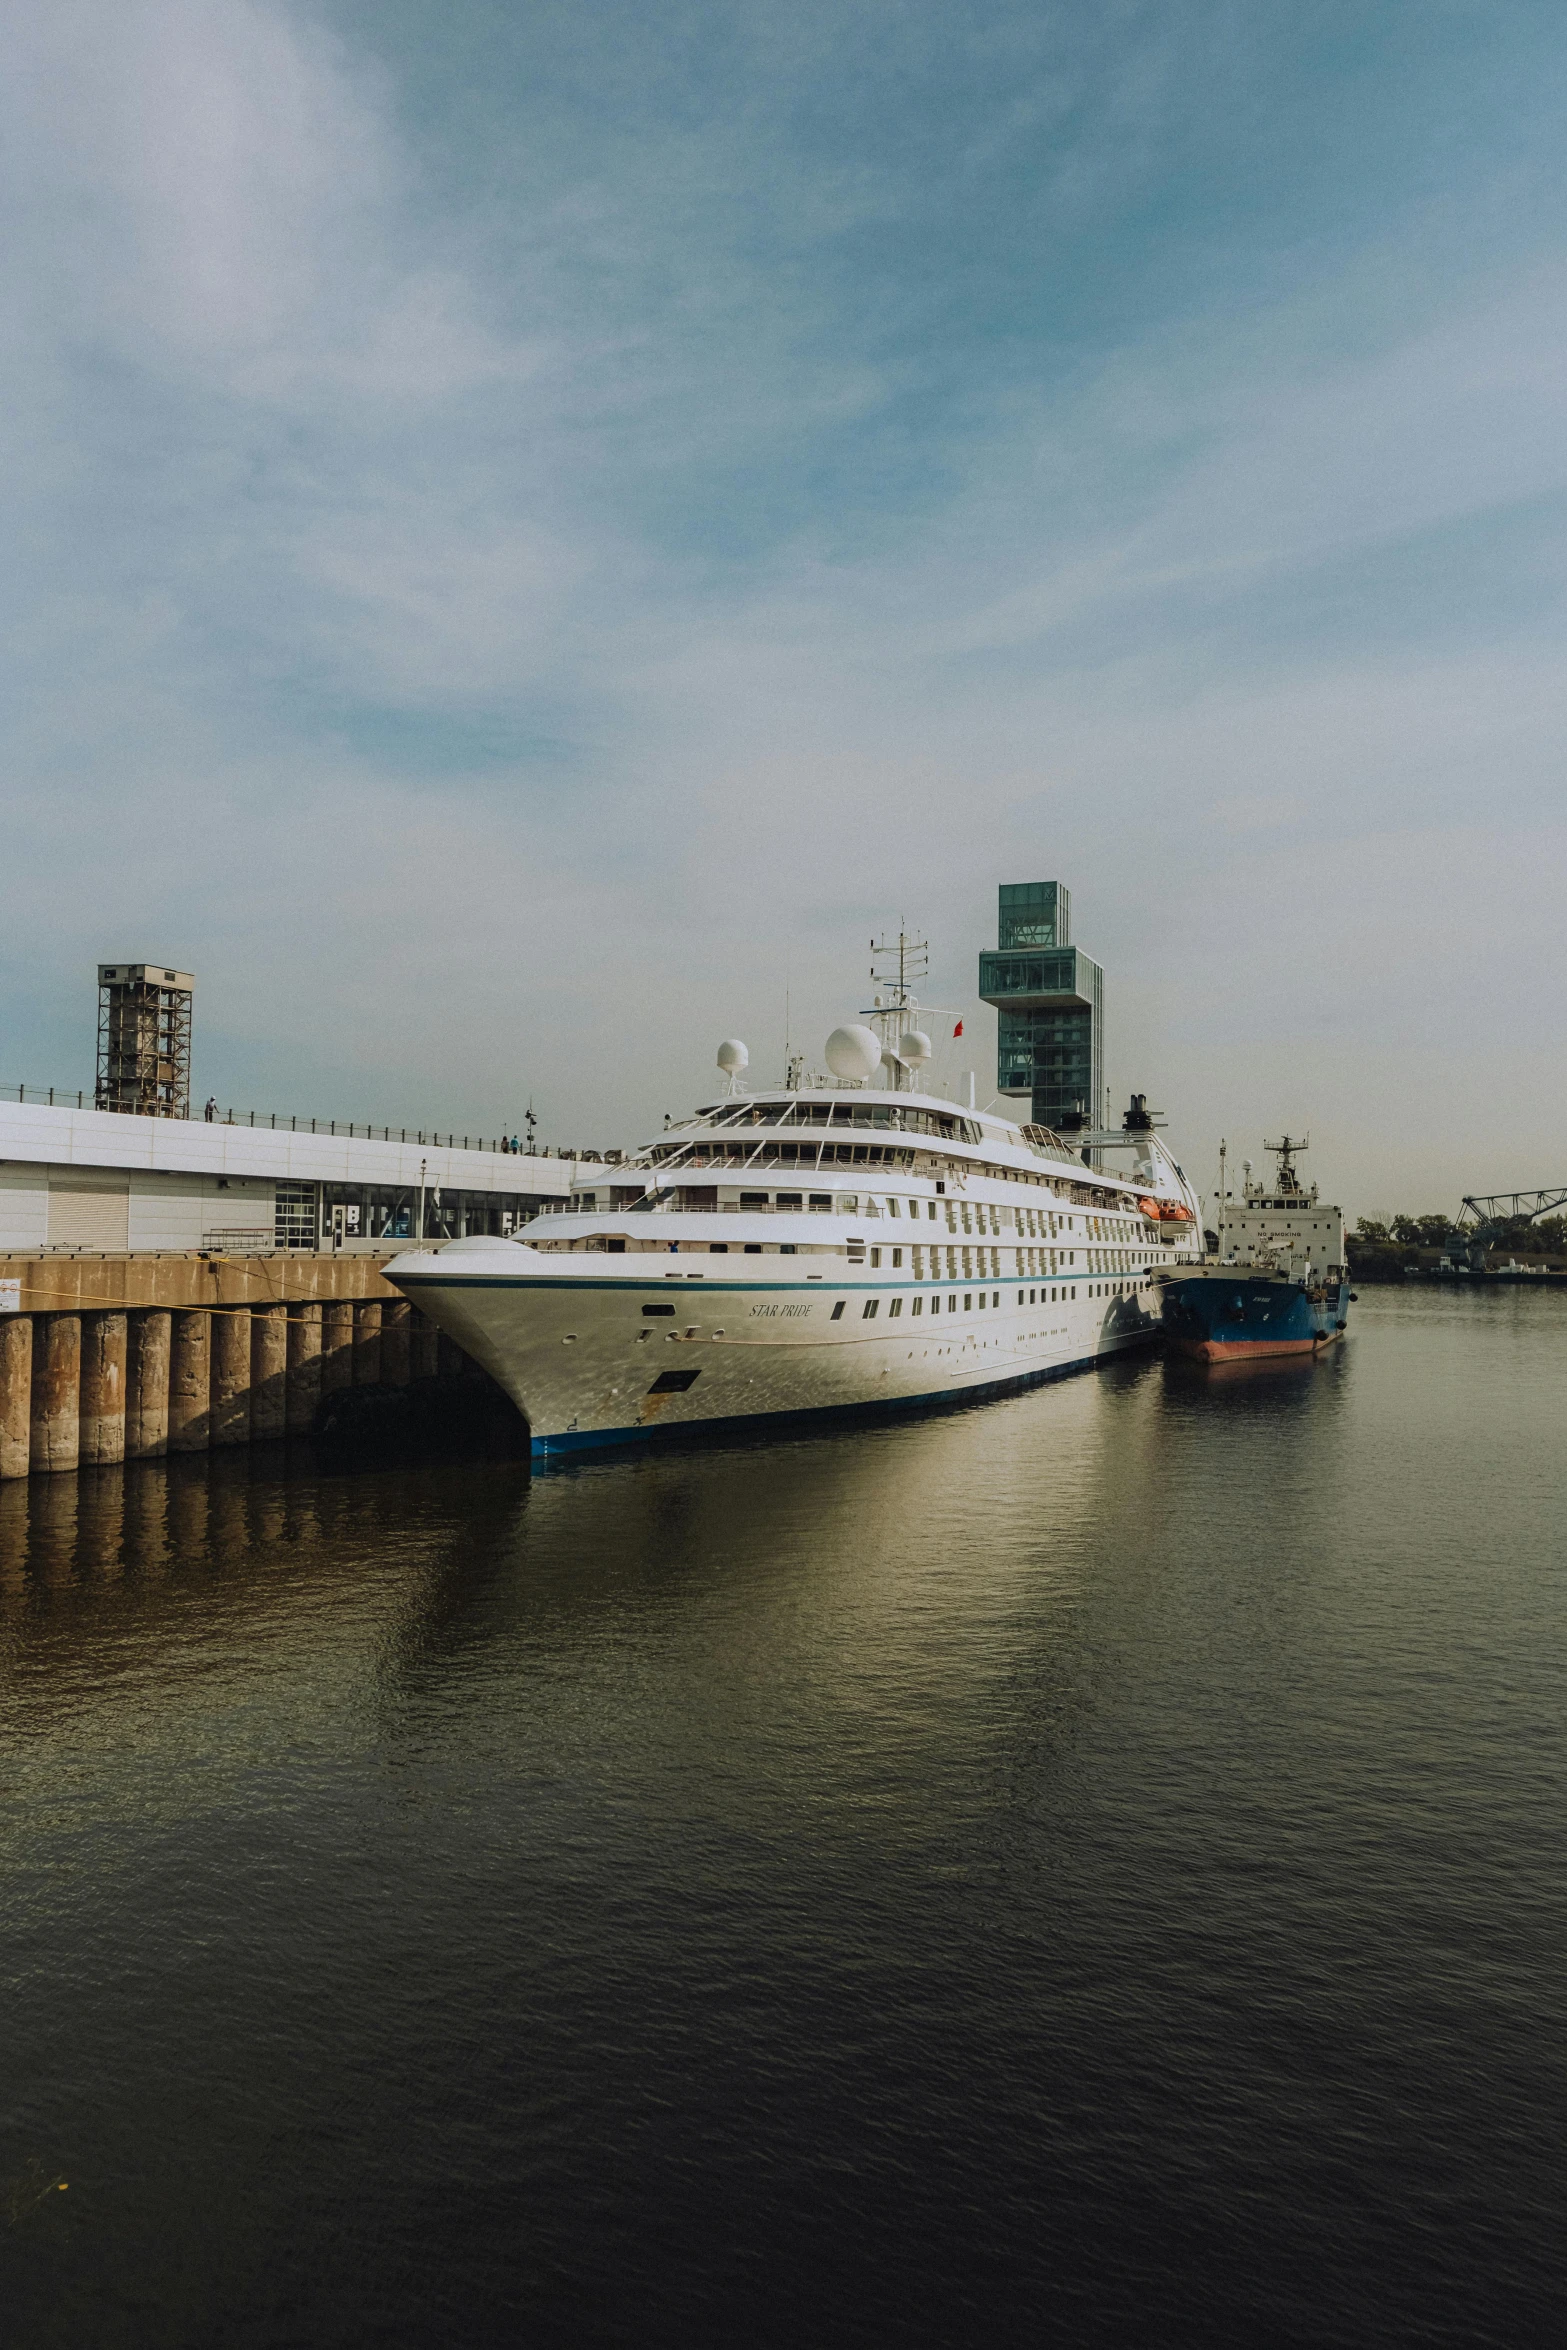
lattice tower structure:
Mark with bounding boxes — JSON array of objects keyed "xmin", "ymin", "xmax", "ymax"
[{"xmin": 96, "ymin": 963, "xmax": 195, "ymax": 1119}]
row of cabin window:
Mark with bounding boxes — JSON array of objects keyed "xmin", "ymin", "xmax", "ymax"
[
  {"xmin": 831, "ymin": 1287, "xmax": 1104, "ymax": 1325},
  {"xmin": 866, "ymin": 1246, "xmax": 1082, "ymax": 1275},
  {"xmin": 834, "ymin": 1292, "xmax": 1006, "ymax": 1319},
  {"xmin": 726, "ymin": 1191, "xmax": 1078, "ymax": 1239},
  {"xmin": 836, "ymin": 1279, "xmax": 1148, "ymax": 1321},
  {"xmin": 651, "ymin": 1179, "xmax": 1152, "ymax": 1239}
]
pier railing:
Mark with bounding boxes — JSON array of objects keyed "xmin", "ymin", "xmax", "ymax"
[{"xmin": 0, "ymin": 1084, "xmax": 621, "ymax": 1163}]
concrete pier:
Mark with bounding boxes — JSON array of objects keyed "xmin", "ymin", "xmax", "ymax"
[
  {"xmin": 127, "ymin": 1310, "xmax": 170, "ymax": 1459},
  {"xmin": 382, "ymin": 1300, "xmax": 411, "ymax": 1387},
  {"xmin": 0, "ymin": 1253, "xmax": 487, "ymax": 1475},
  {"xmin": 169, "ymin": 1312, "xmax": 211, "ymax": 1453},
  {"xmin": 286, "ymin": 1304, "xmax": 322, "ymax": 1437},
  {"xmin": 251, "ymin": 1306, "xmax": 288, "ymax": 1442},
  {"xmin": 353, "ymin": 1300, "xmax": 382, "ymax": 1387},
  {"xmin": 81, "ymin": 1310, "xmax": 128, "ymax": 1465},
  {"xmin": 320, "ymin": 1300, "xmax": 354, "ymax": 1395},
  {"xmin": 410, "ymin": 1310, "xmax": 439, "ymax": 1382},
  {"xmin": 0, "ymin": 1314, "xmax": 33, "ymax": 1480},
  {"xmin": 211, "ymin": 1307, "xmax": 252, "ymax": 1449},
  {"xmin": 31, "ymin": 1314, "xmax": 82, "ymax": 1475}
]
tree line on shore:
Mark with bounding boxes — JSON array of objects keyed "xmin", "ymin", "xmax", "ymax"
[{"xmin": 1349, "ymin": 1213, "xmax": 1567, "ymax": 1266}]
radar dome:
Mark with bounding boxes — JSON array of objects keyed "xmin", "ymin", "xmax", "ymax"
[
  {"xmin": 899, "ymin": 1029, "xmax": 932, "ymax": 1064},
  {"xmin": 825, "ymin": 1023, "xmax": 881, "ymax": 1084},
  {"xmin": 716, "ymin": 1039, "xmax": 748, "ymax": 1076}
]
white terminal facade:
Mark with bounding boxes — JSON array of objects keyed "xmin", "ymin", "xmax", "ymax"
[{"xmin": 0, "ymin": 1098, "xmax": 575, "ymax": 1256}]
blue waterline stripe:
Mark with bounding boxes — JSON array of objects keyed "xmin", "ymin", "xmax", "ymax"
[{"xmin": 391, "ymin": 1274, "xmax": 1107, "ymax": 1295}]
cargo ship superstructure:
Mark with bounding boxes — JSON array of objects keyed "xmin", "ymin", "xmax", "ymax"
[
  {"xmin": 388, "ymin": 959, "xmax": 1203, "ymax": 1456},
  {"xmin": 1158, "ymin": 1136, "xmax": 1350, "ymax": 1362}
]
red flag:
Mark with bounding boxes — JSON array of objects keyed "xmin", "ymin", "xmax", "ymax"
[{"xmin": 953, "ymin": 1020, "xmax": 963, "ymax": 1038}]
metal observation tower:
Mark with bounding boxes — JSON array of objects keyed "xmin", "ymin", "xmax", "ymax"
[{"xmin": 95, "ymin": 963, "xmax": 195, "ymax": 1120}]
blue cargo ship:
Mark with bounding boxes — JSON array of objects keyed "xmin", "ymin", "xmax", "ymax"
[{"xmin": 1159, "ymin": 1135, "xmax": 1351, "ymax": 1361}]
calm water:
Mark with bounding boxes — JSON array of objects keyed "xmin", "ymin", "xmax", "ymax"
[{"xmin": 2, "ymin": 1289, "xmax": 1564, "ymax": 2347}]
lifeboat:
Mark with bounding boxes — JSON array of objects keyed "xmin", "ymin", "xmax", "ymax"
[{"xmin": 1139, "ymin": 1194, "xmax": 1193, "ymax": 1222}]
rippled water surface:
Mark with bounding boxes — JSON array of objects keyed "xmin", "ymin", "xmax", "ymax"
[{"xmin": 3, "ymin": 1288, "xmax": 1565, "ymax": 2347}]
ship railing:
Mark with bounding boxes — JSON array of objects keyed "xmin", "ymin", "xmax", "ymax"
[{"xmin": 535, "ymin": 1197, "xmax": 850, "ymax": 1218}]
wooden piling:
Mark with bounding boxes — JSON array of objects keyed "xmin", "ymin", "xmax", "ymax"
[
  {"xmin": 80, "ymin": 1310, "xmax": 128, "ymax": 1466},
  {"xmin": 0, "ymin": 1314, "xmax": 32, "ymax": 1480},
  {"xmin": 30, "ymin": 1313, "xmax": 82, "ymax": 1475},
  {"xmin": 127, "ymin": 1309, "xmax": 171, "ymax": 1459},
  {"xmin": 169, "ymin": 1311, "xmax": 211, "ymax": 1452}
]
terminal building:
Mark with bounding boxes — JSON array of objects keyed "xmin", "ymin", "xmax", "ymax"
[
  {"xmin": 977, "ymin": 880, "xmax": 1104, "ymax": 1132},
  {"xmin": 0, "ymin": 1096, "xmax": 577, "ymax": 1254}
]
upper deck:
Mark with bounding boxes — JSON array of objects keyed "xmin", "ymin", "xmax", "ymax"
[{"xmin": 584, "ymin": 1087, "xmax": 1175, "ymax": 1211}]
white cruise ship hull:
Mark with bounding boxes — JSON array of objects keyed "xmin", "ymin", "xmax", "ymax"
[{"xmin": 390, "ymin": 1242, "xmax": 1164, "ymax": 1457}]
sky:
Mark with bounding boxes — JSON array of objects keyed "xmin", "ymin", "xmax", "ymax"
[{"xmin": 3, "ymin": 0, "xmax": 1565, "ymax": 1214}]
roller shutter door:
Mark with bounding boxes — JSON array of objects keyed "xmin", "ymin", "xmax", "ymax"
[{"xmin": 47, "ymin": 1167, "xmax": 131, "ymax": 1250}]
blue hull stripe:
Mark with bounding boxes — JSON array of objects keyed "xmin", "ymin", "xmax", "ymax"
[{"xmin": 392, "ymin": 1273, "xmax": 1087, "ymax": 1296}]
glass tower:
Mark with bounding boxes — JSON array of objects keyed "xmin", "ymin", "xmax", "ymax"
[{"xmin": 978, "ymin": 882, "xmax": 1103, "ymax": 1130}]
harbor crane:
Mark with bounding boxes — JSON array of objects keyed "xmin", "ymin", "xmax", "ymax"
[{"xmin": 1455, "ymin": 1186, "xmax": 1567, "ymax": 1271}]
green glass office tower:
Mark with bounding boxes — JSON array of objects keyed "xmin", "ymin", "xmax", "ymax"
[{"xmin": 978, "ymin": 881, "xmax": 1104, "ymax": 1130}]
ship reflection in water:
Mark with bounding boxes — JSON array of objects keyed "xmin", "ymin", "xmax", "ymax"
[{"xmin": 2, "ymin": 1288, "xmax": 1564, "ymax": 2348}]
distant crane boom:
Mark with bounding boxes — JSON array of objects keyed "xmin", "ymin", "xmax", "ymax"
[{"xmin": 1455, "ymin": 1186, "xmax": 1567, "ymax": 1268}]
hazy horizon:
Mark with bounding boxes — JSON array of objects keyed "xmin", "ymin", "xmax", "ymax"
[{"xmin": 4, "ymin": 1, "xmax": 1564, "ymax": 1218}]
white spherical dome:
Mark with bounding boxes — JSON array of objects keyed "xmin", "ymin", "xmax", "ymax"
[
  {"xmin": 825, "ymin": 1023, "xmax": 881, "ymax": 1083},
  {"xmin": 716, "ymin": 1038, "xmax": 748, "ymax": 1075},
  {"xmin": 899, "ymin": 1029, "xmax": 932, "ymax": 1064}
]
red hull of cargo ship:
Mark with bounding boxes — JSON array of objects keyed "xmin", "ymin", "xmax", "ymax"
[{"xmin": 1174, "ymin": 1330, "xmax": 1340, "ymax": 1362}]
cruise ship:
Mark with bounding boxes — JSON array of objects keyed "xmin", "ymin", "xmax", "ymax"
[{"xmin": 387, "ymin": 974, "xmax": 1203, "ymax": 1457}]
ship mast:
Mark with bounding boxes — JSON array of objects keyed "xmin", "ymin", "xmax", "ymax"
[
  {"xmin": 861, "ymin": 926, "xmax": 952, "ymax": 1093},
  {"xmin": 1264, "ymin": 1133, "xmax": 1309, "ymax": 1199}
]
